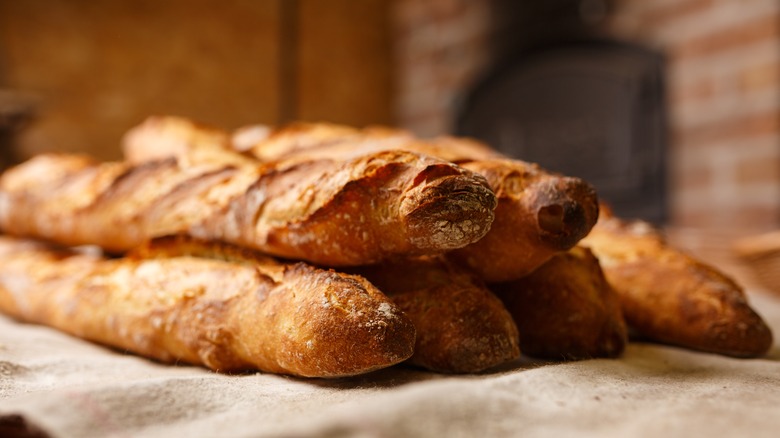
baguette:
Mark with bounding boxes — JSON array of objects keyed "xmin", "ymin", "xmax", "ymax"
[
  {"xmin": 122, "ymin": 117, "xmax": 597, "ymax": 281},
  {"xmin": 0, "ymin": 147, "xmax": 497, "ymax": 265},
  {"xmin": 240, "ymin": 121, "xmax": 598, "ymax": 281},
  {"xmin": 349, "ymin": 257, "xmax": 520, "ymax": 373},
  {"xmin": 581, "ymin": 215, "xmax": 773, "ymax": 358},
  {"xmin": 451, "ymin": 159, "xmax": 599, "ymax": 281},
  {"xmin": 139, "ymin": 231, "xmax": 520, "ymax": 373},
  {"xmin": 492, "ymin": 246, "xmax": 627, "ymax": 360},
  {"xmin": 0, "ymin": 235, "xmax": 416, "ymax": 377}
]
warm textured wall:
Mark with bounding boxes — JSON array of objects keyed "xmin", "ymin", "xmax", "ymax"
[
  {"xmin": 0, "ymin": 0, "xmax": 393, "ymax": 162},
  {"xmin": 0, "ymin": 0, "xmax": 281, "ymax": 161},
  {"xmin": 392, "ymin": 0, "xmax": 491, "ymax": 137},
  {"xmin": 297, "ymin": 0, "xmax": 394, "ymax": 126},
  {"xmin": 607, "ymin": 0, "xmax": 780, "ymax": 229}
]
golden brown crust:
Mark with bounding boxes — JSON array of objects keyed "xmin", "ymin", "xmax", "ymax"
[
  {"xmin": 194, "ymin": 149, "xmax": 497, "ymax": 264},
  {"xmin": 492, "ymin": 246, "xmax": 627, "ymax": 360},
  {"xmin": 246, "ymin": 122, "xmax": 414, "ymax": 163},
  {"xmin": 120, "ymin": 117, "xmax": 597, "ymax": 280},
  {"xmin": 581, "ymin": 217, "xmax": 773, "ymax": 358},
  {"xmin": 349, "ymin": 257, "xmax": 520, "ymax": 373},
  {"xmin": 451, "ymin": 159, "xmax": 600, "ymax": 282},
  {"xmin": 0, "ymin": 154, "xmax": 247, "ymax": 251},
  {"xmin": 149, "ymin": 236, "xmax": 521, "ymax": 373},
  {"xmin": 0, "ymin": 149, "xmax": 496, "ymax": 265},
  {"xmin": 0, "ymin": 235, "xmax": 416, "ymax": 377},
  {"xmin": 235, "ymin": 120, "xmax": 600, "ymax": 282}
]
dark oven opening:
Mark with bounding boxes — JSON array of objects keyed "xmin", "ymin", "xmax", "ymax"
[{"xmin": 456, "ymin": 0, "xmax": 668, "ymax": 225}]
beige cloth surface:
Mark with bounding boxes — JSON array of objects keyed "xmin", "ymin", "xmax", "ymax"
[{"xmin": 2, "ymin": 289, "xmax": 780, "ymax": 438}]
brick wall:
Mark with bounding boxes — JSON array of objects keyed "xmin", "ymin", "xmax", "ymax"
[
  {"xmin": 392, "ymin": 0, "xmax": 780, "ymax": 231},
  {"xmin": 392, "ymin": 0, "xmax": 492, "ymax": 137},
  {"xmin": 607, "ymin": 0, "xmax": 780, "ymax": 230}
]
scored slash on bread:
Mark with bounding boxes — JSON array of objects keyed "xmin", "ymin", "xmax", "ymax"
[
  {"xmin": 0, "ymin": 114, "xmax": 773, "ymax": 379},
  {"xmin": 234, "ymin": 120, "xmax": 600, "ymax": 282},
  {"xmin": 138, "ymin": 235, "xmax": 521, "ymax": 374},
  {"xmin": 234, "ymin": 120, "xmax": 601, "ymax": 282},
  {"xmin": 124, "ymin": 116, "xmax": 600, "ymax": 282},
  {"xmin": 123, "ymin": 117, "xmax": 522, "ymax": 373},
  {"xmin": 0, "ymin": 235, "xmax": 416, "ymax": 377},
  {"xmin": 120, "ymin": 116, "xmax": 774, "ymax": 361},
  {"xmin": 225, "ymin": 119, "xmax": 773, "ymax": 359},
  {"xmin": 0, "ymin": 149, "xmax": 497, "ymax": 266},
  {"xmin": 121, "ymin": 116, "xmax": 775, "ymax": 361}
]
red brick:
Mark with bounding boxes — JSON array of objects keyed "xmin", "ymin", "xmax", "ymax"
[
  {"xmin": 397, "ymin": 110, "xmax": 452, "ymax": 137},
  {"xmin": 640, "ymin": 0, "xmax": 715, "ymax": 29},
  {"xmin": 736, "ymin": 155, "xmax": 780, "ymax": 185},
  {"xmin": 427, "ymin": 0, "xmax": 468, "ymax": 21},
  {"xmin": 392, "ymin": 0, "xmax": 432, "ymax": 34},
  {"xmin": 674, "ymin": 111, "xmax": 780, "ymax": 147},
  {"xmin": 738, "ymin": 60, "xmax": 780, "ymax": 94},
  {"xmin": 674, "ymin": 164, "xmax": 714, "ymax": 192},
  {"xmin": 671, "ymin": 14, "xmax": 780, "ymax": 59},
  {"xmin": 669, "ymin": 75, "xmax": 717, "ymax": 105},
  {"xmin": 726, "ymin": 204, "xmax": 780, "ymax": 229},
  {"xmin": 671, "ymin": 203, "xmax": 780, "ymax": 229}
]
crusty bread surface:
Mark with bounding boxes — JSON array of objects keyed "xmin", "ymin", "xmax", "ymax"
[
  {"xmin": 0, "ymin": 235, "xmax": 416, "ymax": 377},
  {"xmin": 493, "ymin": 246, "xmax": 627, "ymax": 360},
  {"xmin": 140, "ymin": 235, "xmax": 521, "ymax": 373},
  {"xmin": 581, "ymin": 216, "xmax": 773, "ymax": 358},
  {"xmin": 0, "ymin": 148, "xmax": 497, "ymax": 266},
  {"xmin": 122, "ymin": 116, "xmax": 599, "ymax": 281},
  {"xmin": 349, "ymin": 256, "xmax": 521, "ymax": 373}
]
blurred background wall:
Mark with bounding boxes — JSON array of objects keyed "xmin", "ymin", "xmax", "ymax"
[
  {"xmin": 0, "ymin": 0, "xmax": 393, "ymax": 161},
  {"xmin": 0, "ymin": 0, "xmax": 778, "ymax": 233}
]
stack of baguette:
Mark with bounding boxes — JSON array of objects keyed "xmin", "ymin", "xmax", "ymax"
[{"xmin": 0, "ymin": 116, "xmax": 772, "ymax": 379}]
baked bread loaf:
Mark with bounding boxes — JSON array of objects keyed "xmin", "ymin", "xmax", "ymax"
[
  {"xmin": 451, "ymin": 159, "xmax": 599, "ymax": 282},
  {"xmin": 0, "ymin": 147, "xmax": 497, "ymax": 265},
  {"xmin": 122, "ymin": 117, "xmax": 597, "ymax": 281},
  {"xmin": 0, "ymin": 235, "xmax": 416, "ymax": 377},
  {"xmin": 126, "ymin": 203, "xmax": 520, "ymax": 374},
  {"xmin": 238, "ymin": 121, "xmax": 598, "ymax": 281},
  {"xmin": 492, "ymin": 246, "xmax": 627, "ymax": 360},
  {"xmin": 349, "ymin": 257, "xmax": 520, "ymax": 373},
  {"xmin": 581, "ymin": 215, "xmax": 773, "ymax": 358}
]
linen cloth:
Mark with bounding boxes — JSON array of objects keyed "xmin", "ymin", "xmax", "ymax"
[{"xmin": 2, "ymin": 290, "xmax": 780, "ymax": 438}]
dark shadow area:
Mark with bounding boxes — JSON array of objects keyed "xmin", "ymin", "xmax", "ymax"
[
  {"xmin": 0, "ymin": 414, "xmax": 51, "ymax": 438},
  {"xmin": 458, "ymin": 0, "xmax": 668, "ymax": 224}
]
